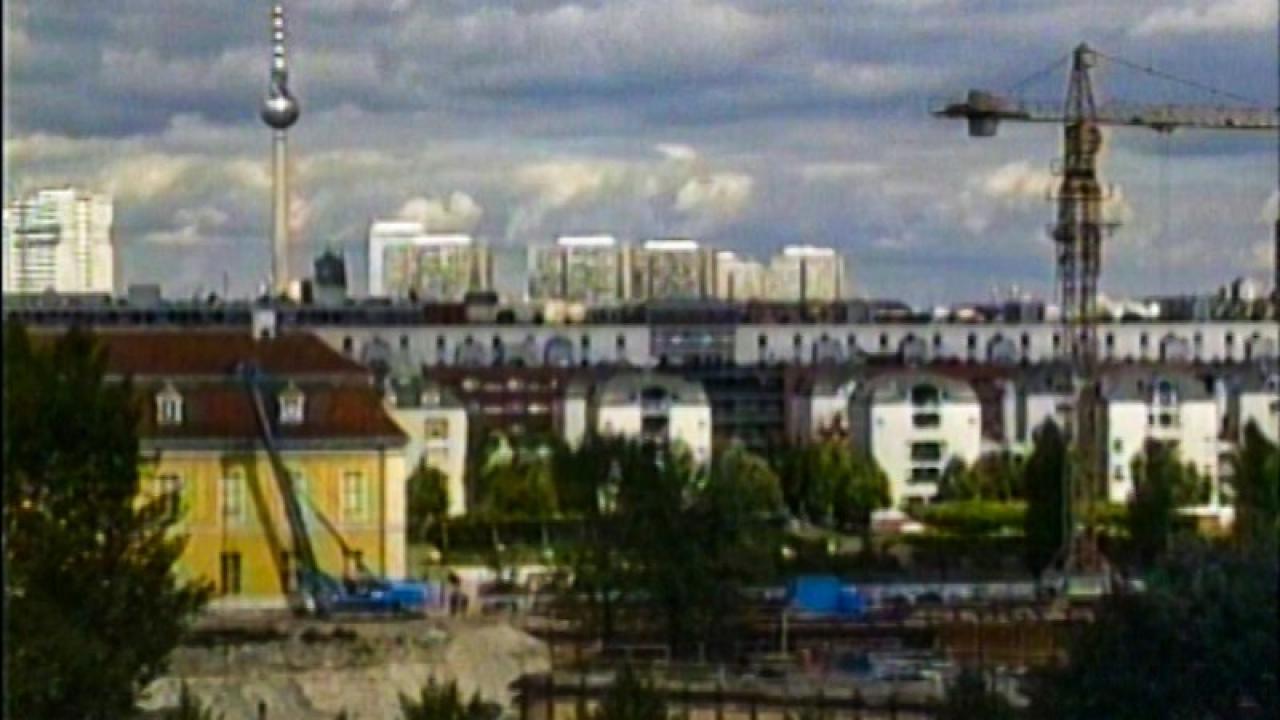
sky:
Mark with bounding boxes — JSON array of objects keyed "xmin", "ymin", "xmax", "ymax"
[{"xmin": 3, "ymin": 0, "xmax": 1278, "ymax": 302}]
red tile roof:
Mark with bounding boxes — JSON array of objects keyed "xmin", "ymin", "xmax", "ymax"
[
  {"xmin": 139, "ymin": 384, "xmax": 405, "ymax": 445},
  {"xmin": 29, "ymin": 329, "xmax": 366, "ymax": 378}
]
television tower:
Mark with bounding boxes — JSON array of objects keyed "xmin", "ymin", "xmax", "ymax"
[{"xmin": 261, "ymin": 3, "xmax": 300, "ymax": 296}]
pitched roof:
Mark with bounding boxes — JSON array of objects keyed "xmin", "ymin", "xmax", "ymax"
[
  {"xmin": 30, "ymin": 329, "xmax": 366, "ymax": 379},
  {"xmin": 140, "ymin": 383, "xmax": 405, "ymax": 446}
]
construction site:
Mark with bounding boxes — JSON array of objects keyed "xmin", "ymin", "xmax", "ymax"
[{"xmin": 110, "ymin": 28, "xmax": 1280, "ymax": 718}]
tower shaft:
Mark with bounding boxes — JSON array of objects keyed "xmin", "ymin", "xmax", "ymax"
[{"xmin": 272, "ymin": 130, "xmax": 290, "ymax": 295}]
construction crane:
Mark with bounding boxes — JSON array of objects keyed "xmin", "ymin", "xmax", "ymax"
[
  {"xmin": 240, "ymin": 362, "xmax": 433, "ymax": 616},
  {"xmin": 935, "ymin": 43, "xmax": 1279, "ymax": 585}
]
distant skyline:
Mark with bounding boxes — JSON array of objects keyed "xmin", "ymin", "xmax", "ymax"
[{"xmin": 3, "ymin": 0, "xmax": 1277, "ymax": 301}]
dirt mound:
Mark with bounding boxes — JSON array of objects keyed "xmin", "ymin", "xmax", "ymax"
[{"xmin": 141, "ymin": 620, "xmax": 549, "ymax": 720}]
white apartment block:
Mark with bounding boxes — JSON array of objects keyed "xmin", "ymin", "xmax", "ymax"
[
  {"xmin": 737, "ymin": 322, "xmax": 1279, "ymax": 367},
  {"xmin": 384, "ymin": 375, "xmax": 469, "ymax": 516},
  {"xmin": 1102, "ymin": 368, "xmax": 1223, "ymax": 509},
  {"xmin": 628, "ymin": 239, "xmax": 716, "ymax": 301},
  {"xmin": 367, "ymin": 222, "xmax": 490, "ymax": 299},
  {"xmin": 1234, "ymin": 369, "xmax": 1280, "ymax": 445},
  {"xmin": 564, "ymin": 372, "xmax": 713, "ymax": 465},
  {"xmin": 528, "ymin": 235, "xmax": 628, "ymax": 304},
  {"xmin": 714, "ymin": 251, "xmax": 766, "ymax": 302},
  {"xmin": 766, "ymin": 245, "xmax": 846, "ymax": 302},
  {"xmin": 849, "ymin": 371, "xmax": 983, "ymax": 507},
  {"xmin": 2, "ymin": 188, "xmax": 115, "ymax": 294}
]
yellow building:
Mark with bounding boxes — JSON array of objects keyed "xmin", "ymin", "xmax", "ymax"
[{"xmin": 87, "ymin": 330, "xmax": 410, "ymax": 610}]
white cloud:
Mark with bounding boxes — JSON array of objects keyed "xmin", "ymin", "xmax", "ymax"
[
  {"xmin": 982, "ymin": 161, "xmax": 1057, "ymax": 201},
  {"xmin": 98, "ymin": 155, "xmax": 194, "ymax": 201},
  {"xmin": 674, "ymin": 172, "xmax": 753, "ymax": 217},
  {"xmin": 655, "ymin": 144, "xmax": 699, "ymax": 162},
  {"xmin": 1133, "ymin": 0, "xmax": 1275, "ymax": 36},
  {"xmin": 396, "ymin": 191, "xmax": 484, "ymax": 232}
]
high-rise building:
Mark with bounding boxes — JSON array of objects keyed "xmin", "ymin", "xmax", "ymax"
[
  {"xmin": 528, "ymin": 235, "xmax": 628, "ymax": 304},
  {"xmin": 2, "ymin": 187, "xmax": 115, "ymax": 295},
  {"xmin": 367, "ymin": 222, "xmax": 490, "ymax": 299},
  {"xmin": 627, "ymin": 239, "xmax": 716, "ymax": 301},
  {"xmin": 713, "ymin": 250, "xmax": 766, "ymax": 302},
  {"xmin": 766, "ymin": 245, "xmax": 847, "ymax": 302}
]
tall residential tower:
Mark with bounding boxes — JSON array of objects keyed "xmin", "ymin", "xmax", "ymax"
[{"xmin": 2, "ymin": 187, "xmax": 115, "ymax": 295}]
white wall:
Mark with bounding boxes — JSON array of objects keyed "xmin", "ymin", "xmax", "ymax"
[
  {"xmin": 734, "ymin": 322, "xmax": 1279, "ymax": 367},
  {"xmin": 1105, "ymin": 399, "xmax": 1221, "ymax": 507},
  {"xmin": 668, "ymin": 404, "xmax": 713, "ymax": 464},
  {"xmin": 385, "ymin": 403, "xmax": 469, "ymax": 517},
  {"xmin": 867, "ymin": 398, "xmax": 981, "ymax": 507}
]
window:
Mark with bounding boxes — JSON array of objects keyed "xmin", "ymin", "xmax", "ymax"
[
  {"xmin": 399, "ymin": 334, "xmax": 409, "ymax": 350},
  {"xmin": 758, "ymin": 334, "xmax": 767, "ymax": 349},
  {"xmin": 913, "ymin": 412, "xmax": 941, "ymax": 428},
  {"xmin": 910, "ymin": 442, "xmax": 944, "ymax": 461},
  {"xmin": 155, "ymin": 473, "xmax": 183, "ymax": 522},
  {"xmin": 424, "ymin": 419, "xmax": 450, "ymax": 440},
  {"xmin": 220, "ymin": 552, "xmax": 242, "ymax": 595},
  {"xmin": 909, "ymin": 467, "xmax": 941, "ymax": 484},
  {"xmin": 222, "ymin": 470, "xmax": 246, "ymax": 524},
  {"xmin": 342, "ymin": 336, "xmax": 353, "ymax": 354},
  {"xmin": 156, "ymin": 386, "xmax": 183, "ymax": 426},
  {"xmin": 910, "ymin": 384, "xmax": 941, "ymax": 407},
  {"xmin": 342, "ymin": 471, "xmax": 369, "ymax": 523},
  {"xmin": 616, "ymin": 334, "xmax": 627, "ymax": 350},
  {"xmin": 288, "ymin": 469, "xmax": 310, "ymax": 505},
  {"xmin": 279, "ymin": 384, "xmax": 305, "ymax": 425}
]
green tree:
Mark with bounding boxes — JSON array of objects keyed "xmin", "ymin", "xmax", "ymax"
[
  {"xmin": 1026, "ymin": 541, "xmax": 1278, "ymax": 719},
  {"xmin": 407, "ymin": 460, "xmax": 450, "ymax": 541},
  {"xmin": 710, "ymin": 443, "xmax": 785, "ymax": 515},
  {"xmin": 939, "ymin": 452, "xmax": 1025, "ymax": 502},
  {"xmin": 479, "ymin": 453, "xmax": 558, "ymax": 519},
  {"xmin": 590, "ymin": 665, "xmax": 669, "ymax": 720},
  {"xmin": 1231, "ymin": 421, "xmax": 1280, "ymax": 549},
  {"xmin": 1022, "ymin": 420, "xmax": 1068, "ymax": 581},
  {"xmin": 1126, "ymin": 440, "xmax": 1207, "ymax": 567},
  {"xmin": 398, "ymin": 678, "xmax": 492, "ymax": 720},
  {"xmin": 776, "ymin": 441, "xmax": 889, "ymax": 531},
  {"xmin": 936, "ymin": 669, "xmax": 1019, "ymax": 720},
  {"xmin": 3, "ymin": 324, "xmax": 210, "ymax": 719}
]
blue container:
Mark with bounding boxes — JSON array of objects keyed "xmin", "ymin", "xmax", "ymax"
[{"xmin": 788, "ymin": 575, "xmax": 842, "ymax": 614}]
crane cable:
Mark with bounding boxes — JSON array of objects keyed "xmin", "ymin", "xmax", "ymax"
[{"xmin": 1094, "ymin": 49, "xmax": 1264, "ymax": 106}]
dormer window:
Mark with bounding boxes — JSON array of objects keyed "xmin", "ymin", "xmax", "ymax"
[
  {"xmin": 1153, "ymin": 379, "xmax": 1178, "ymax": 407},
  {"xmin": 279, "ymin": 383, "xmax": 305, "ymax": 425},
  {"xmin": 156, "ymin": 385, "xmax": 184, "ymax": 426}
]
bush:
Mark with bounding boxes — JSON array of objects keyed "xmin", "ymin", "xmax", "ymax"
[{"xmin": 908, "ymin": 501, "xmax": 1026, "ymax": 536}]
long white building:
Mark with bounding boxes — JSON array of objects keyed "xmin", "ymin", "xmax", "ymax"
[{"xmin": 2, "ymin": 188, "xmax": 115, "ymax": 295}]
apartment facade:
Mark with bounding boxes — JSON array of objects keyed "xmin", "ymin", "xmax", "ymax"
[
  {"xmin": 367, "ymin": 222, "xmax": 490, "ymax": 299},
  {"xmin": 2, "ymin": 188, "xmax": 115, "ymax": 295}
]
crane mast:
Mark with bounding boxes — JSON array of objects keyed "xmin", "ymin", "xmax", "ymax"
[
  {"xmin": 1054, "ymin": 44, "xmax": 1108, "ymax": 575},
  {"xmin": 935, "ymin": 42, "xmax": 1279, "ymax": 582}
]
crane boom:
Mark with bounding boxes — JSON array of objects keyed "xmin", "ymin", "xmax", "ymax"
[{"xmin": 935, "ymin": 92, "xmax": 1279, "ymax": 135}]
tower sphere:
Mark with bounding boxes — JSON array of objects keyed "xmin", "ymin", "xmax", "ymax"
[{"xmin": 261, "ymin": 92, "xmax": 300, "ymax": 129}]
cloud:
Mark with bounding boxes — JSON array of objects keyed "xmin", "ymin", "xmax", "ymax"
[
  {"xmin": 396, "ymin": 191, "xmax": 484, "ymax": 232},
  {"xmin": 982, "ymin": 161, "xmax": 1057, "ymax": 201},
  {"xmin": 1260, "ymin": 191, "xmax": 1279, "ymax": 224},
  {"xmin": 1133, "ymin": 0, "xmax": 1275, "ymax": 36},
  {"xmin": 674, "ymin": 173, "xmax": 753, "ymax": 217}
]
